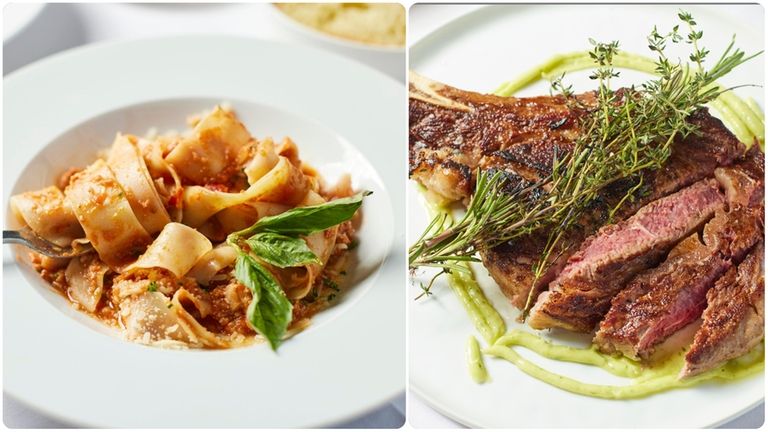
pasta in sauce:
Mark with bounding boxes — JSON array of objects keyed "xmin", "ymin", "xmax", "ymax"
[{"xmin": 11, "ymin": 106, "xmax": 359, "ymax": 349}]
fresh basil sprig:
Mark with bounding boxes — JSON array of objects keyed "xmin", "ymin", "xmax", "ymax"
[
  {"xmin": 230, "ymin": 191, "xmax": 372, "ymax": 238},
  {"xmin": 226, "ymin": 191, "xmax": 370, "ymax": 350}
]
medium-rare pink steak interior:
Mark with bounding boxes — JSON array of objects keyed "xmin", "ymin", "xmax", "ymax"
[
  {"xmin": 594, "ymin": 156, "xmax": 764, "ymax": 360},
  {"xmin": 594, "ymin": 236, "xmax": 730, "ymax": 360},
  {"xmin": 528, "ymin": 179, "xmax": 725, "ymax": 332}
]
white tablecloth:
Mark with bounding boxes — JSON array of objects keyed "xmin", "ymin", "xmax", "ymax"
[
  {"xmin": 408, "ymin": 4, "xmax": 764, "ymax": 428},
  {"xmin": 2, "ymin": 3, "xmax": 404, "ymax": 428}
]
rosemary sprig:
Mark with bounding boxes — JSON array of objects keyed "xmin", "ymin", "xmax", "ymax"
[{"xmin": 409, "ymin": 12, "xmax": 761, "ymax": 319}]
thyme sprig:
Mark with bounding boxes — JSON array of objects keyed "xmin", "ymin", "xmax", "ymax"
[{"xmin": 409, "ymin": 12, "xmax": 760, "ymax": 318}]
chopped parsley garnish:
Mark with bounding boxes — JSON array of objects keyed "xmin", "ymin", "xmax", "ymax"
[{"xmin": 147, "ymin": 281, "xmax": 158, "ymax": 292}]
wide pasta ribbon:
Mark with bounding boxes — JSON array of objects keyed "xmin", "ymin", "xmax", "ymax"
[
  {"xmin": 165, "ymin": 106, "xmax": 252, "ymax": 184},
  {"xmin": 64, "ymin": 159, "xmax": 152, "ymax": 269},
  {"xmin": 182, "ymin": 156, "xmax": 308, "ymax": 227},
  {"xmin": 10, "ymin": 186, "xmax": 84, "ymax": 247},
  {"xmin": 125, "ymin": 223, "xmax": 213, "ymax": 278},
  {"xmin": 107, "ymin": 134, "xmax": 171, "ymax": 234}
]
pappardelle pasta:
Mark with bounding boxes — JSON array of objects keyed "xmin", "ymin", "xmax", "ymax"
[{"xmin": 11, "ymin": 106, "xmax": 365, "ymax": 350}]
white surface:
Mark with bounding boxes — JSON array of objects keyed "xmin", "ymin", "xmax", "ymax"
[
  {"xmin": 3, "ymin": 35, "xmax": 405, "ymax": 428},
  {"xmin": 408, "ymin": 3, "xmax": 765, "ymax": 429}
]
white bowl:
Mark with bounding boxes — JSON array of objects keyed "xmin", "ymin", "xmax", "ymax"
[{"xmin": 269, "ymin": 4, "xmax": 405, "ymax": 81}]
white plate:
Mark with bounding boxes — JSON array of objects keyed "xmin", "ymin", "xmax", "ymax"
[
  {"xmin": 3, "ymin": 36, "xmax": 405, "ymax": 428},
  {"xmin": 408, "ymin": 4, "xmax": 764, "ymax": 428}
]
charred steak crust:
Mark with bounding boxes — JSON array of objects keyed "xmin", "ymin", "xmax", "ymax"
[
  {"xmin": 409, "ymin": 74, "xmax": 742, "ymax": 204},
  {"xmin": 409, "ymin": 73, "xmax": 593, "ymax": 202},
  {"xmin": 682, "ymin": 241, "xmax": 765, "ymax": 378},
  {"xmin": 528, "ymin": 179, "xmax": 726, "ymax": 332}
]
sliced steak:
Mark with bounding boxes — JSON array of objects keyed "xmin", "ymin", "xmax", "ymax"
[
  {"xmin": 482, "ymin": 113, "xmax": 744, "ymax": 309},
  {"xmin": 527, "ymin": 179, "xmax": 726, "ymax": 332},
  {"xmin": 408, "ymin": 74, "xmax": 745, "ymax": 310},
  {"xmin": 593, "ymin": 235, "xmax": 729, "ymax": 360},
  {"xmin": 679, "ymin": 148, "xmax": 765, "ymax": 377},
  {"xmin": 682, "ymin": 242, "xmax": 764, "ymax": 378},
  {"xmin": 595, "ymin": 206, "xmax": 762, "ymax": 358},
  {"xmin": 594, "ymin": 151, "xmax": 764, "ymax": 359},
  {"xmin": 715, "ymin": 145, "xmax": 765, "ymax": 208}
]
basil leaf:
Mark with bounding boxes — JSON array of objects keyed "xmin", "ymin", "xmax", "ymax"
[
  {"xmin": 246, "ymin": 260, "xmax": 293, "ymax": 350},
  {"xmin": 251, "ymin": 191, "xmax": 370, "ymax": 236},
  {"xmin": 235, "ymin": 254, "xmax": 262, "ymax": 303},
  {"xmin": 234, "ymin": 254, "xmax": 292, "ymax": 350},
  {"xmin": 246, "ymin": 233, "xmax": 320, "ymax": 268}
]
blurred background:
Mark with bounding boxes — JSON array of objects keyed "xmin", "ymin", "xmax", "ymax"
[
  {"xmin": 3, "ymin": 3, "xmax": 405, "ymax": 80},
  {"xmin": 2, "ymin": 3, "xmax": 404, "ymax": 428}
]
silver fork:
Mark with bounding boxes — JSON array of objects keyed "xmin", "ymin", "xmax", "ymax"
[{"xmin": 3, "ymin": 228, "xmax": 94, "ymax": 259}]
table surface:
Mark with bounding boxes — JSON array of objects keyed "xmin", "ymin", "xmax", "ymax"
[
  {"xmin": 408, "ymin": 3, "xmax": 764, "ymax": 429},
  {"xmin": 2, "ymin": 3, "xmax": 404, "ymax": 428}
]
